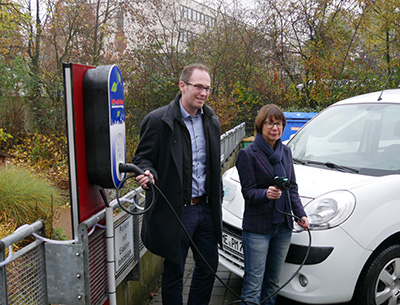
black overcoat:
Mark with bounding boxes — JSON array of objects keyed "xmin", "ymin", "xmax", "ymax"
[{"xmin": 132, "ymin": 93, "xmax": 223, "ymax": 263}]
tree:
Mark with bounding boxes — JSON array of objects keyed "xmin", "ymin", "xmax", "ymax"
[
  {"xmin": 3, "ymin": 0, "xmax": 400, "ymax": 137},
  {"xmin": 0, "ymin": 0, "xmax": 25, "ymax": 63},
  {"xmin": 183, "ymin": 2, "xmax": 269, "ymax": 132},
  {"xmin": 357, "ymin": 0, "xmax": 400, "ymax": 87},
  {"xmin": 26, "ymin": 0, "xmax": 46, "ymax": 131},
  {"xmin": 255, "ymin": 0, "xmax": 368, "ymax": 108},
  {"xmin": 118, "ymin": 0, "xmax": 195, "ymax": 131},
  {"xmin": 0, "ymin": 1, "xmax": 32, "ymax": 133},
  {"xmin": 37, "ymin": 0, "xmax": 119, "ymax": 133}
]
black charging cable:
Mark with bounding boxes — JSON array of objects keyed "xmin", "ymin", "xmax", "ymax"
[
  {"xmin": 228, "ymin": 178, "xmax": 312, "ymax": 305},
  {"xmin": 115, "ymin": 163, "xmax": 257, "ymax": 304},
  {"xmin": 142, "ymin": 173, "xmax": 259, "ymax": 305},
  {"xmin": 114, "ymin": 164, "xmax": 312, "ymax": 305},
  {"xmin": 255, "ymin": 177, "xmax": 312, "ymax": 304},
  {"xmin": 258, "ymin": 200, "xmax": 311, "ymax": 304},
  {"xmin": 115, "ymin": 163, "xmax": 156, "ymax": 215}
]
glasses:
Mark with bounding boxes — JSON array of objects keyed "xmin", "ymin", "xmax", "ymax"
[
  {"xmin": 264, "ymin": 121, "xmax": 283, "ymax": 129},
  {"xmin": 184, "ymin": 81, "xmax": 212, "ymax": 93}
]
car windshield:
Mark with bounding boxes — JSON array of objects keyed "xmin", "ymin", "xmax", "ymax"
[{"xmin": 288, "ymin": 103, "xmax": 400, "ymax": 176}]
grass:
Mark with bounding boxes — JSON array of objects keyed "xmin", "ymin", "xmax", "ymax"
[{"xmin": 0, "ymin": 165, "xmax": 64, "ymax": 239}]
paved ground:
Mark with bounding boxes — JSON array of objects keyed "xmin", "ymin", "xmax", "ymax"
[
  {"xmin": 148, "ymin": 250, "xmax": 305, "ymax": 305},
  {"xmin": 148, "ymin": 251, "xmax": 243, "ymax": 305},
  {"xmin": 53, "ymin": 205, "xmax": 73, "ymax": 239}
]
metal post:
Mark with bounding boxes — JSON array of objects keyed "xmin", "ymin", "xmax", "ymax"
[
  {"xmin": 106, "ymin": 206, "xmax": 117, "ymax": 305},
  {"xmin": 0, "ymin": 241, "xmax": 9, "ymax": 305}
]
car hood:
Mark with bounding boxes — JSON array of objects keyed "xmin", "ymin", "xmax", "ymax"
[
  {"xmin": 222, "ymin": 164, "xmax": 381, "ymax": 224},
  {"xmin": 294, "ymin": 164, "xmax": 379, "ymax": 201}
]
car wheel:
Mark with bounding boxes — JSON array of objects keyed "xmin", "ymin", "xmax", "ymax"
[{"xmin": 354, "ymin": 244, "xmax": 400, "ymax": 305}]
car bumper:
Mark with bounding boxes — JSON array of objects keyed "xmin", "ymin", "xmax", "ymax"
[
  {"xmin": 279, "ymin": 227, "xmax": 371, "ymax": 304},
  {"xmin": 219, "ymin": 222, "xmax": 372, "ymax": 304}
]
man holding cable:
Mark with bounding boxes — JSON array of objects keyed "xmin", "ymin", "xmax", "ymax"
[{"xmin": 133, "ymin": 63, "xmax": 223, "ymax": 305}]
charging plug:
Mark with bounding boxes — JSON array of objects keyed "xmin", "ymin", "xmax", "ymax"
[
  {"xmin": 118, "ymin": 163, "xmax": 153, "ymax": 189},
  {"xmin": 274, "ymin": 176, "xmax": 291, "ymax": 191},
  {"xmin": 119, "ymin": 163, "xmax": 145, "ymax": 176}
]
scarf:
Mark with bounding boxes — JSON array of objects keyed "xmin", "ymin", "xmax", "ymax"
[{"xmin": 254, "ymin": 134, "xmax": 289, "ymax": 224}]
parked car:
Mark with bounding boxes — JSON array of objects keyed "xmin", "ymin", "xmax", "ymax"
[{"xmin": 219, "ymin": 89, "xmax": 400, "ymax": 305}]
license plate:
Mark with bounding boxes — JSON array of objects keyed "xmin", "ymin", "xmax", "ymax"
[{"xmin": 222, "ymin": 232, "xmax": 243, "ymax": 254}]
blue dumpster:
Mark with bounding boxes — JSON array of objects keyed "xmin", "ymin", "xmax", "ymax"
[{"xmin": 282, "ymin": 112, "xmax": 318, "ymax": 141}]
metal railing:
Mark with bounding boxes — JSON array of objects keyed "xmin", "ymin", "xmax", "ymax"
[
  {"xmin": 0, "ymin": 221, "xmax": 47, "ymax": 305},
  {"xmin": 0, "ymin": 122, "xmax": 245, "ymax": 305},
  {"xmin": 220, "ymin": 122, "xmax": 245, "ymax": 165}
]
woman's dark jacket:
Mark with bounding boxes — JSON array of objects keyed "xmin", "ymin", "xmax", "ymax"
[{"xmin": 235, "ymin": 140, "xmax": 306, "ymax": 233}]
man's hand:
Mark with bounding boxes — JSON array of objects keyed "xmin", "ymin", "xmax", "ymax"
[{"xmin": 135, "ymin": 170, "xmax": 155, "ymax": 189}]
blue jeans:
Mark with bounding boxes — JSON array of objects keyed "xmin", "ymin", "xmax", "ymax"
[
  {"xmin": 161, "ymin": 202, "xmax": 218, "ymax": 305},
  {"xmin": 241, "ymin": 224, "xmax": 292, "ymax": 305}
]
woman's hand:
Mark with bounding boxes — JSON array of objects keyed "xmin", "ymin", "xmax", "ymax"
[
  {"xmin": 297, "ymin": 216, "xmax": 310, "ymax": 230},
  {"xmin": 266, "ymin": 186, "xmax": 282, "ymax": 200}
]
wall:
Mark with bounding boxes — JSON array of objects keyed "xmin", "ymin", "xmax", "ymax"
[{"xmin": 116, "ymin": 251, "xmax": 163, "ymax": 305}]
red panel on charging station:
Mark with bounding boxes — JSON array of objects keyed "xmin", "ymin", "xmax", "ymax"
[
  {"xmin": 64, "ymin": 63, "xmax": 106, "ymax": 229},
  {"xmin": 64, "ymin": 63, "xmax": 110, "ymax": 305}
]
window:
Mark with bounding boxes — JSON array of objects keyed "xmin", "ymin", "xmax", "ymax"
[{"xmin": 180, "ymin": 4, "xmax": 215, "ymax": 27}]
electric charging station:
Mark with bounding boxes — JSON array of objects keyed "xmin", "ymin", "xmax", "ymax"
[
  {"xmin": 64, "ymin": 63, "xmax": 128, "ymax": 234},
  {"xmin": 83, "ymin": 65, "xmax": 126, "ymax": 189},
  {"xmin": 58, "ymin": 63, "xmax": 139, "ymax": 305}
]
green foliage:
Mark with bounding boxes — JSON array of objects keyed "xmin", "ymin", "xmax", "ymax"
[
  {"xmin": 54, "ymin": 226, "xmax": 67, "ymax": 241},
  {"xmin": 0, "ymin": 166, "xmax": 64, "ymax": 239},
  {"xmin": 0, "ymin": 56, "xmax": 35, "ymax": 134},
  {"xmin": 230, "ymin": 82, "xmax": 265, "ymax": 134},
  {"xmin": 122, "ymin": 52, "xmax": 181, "ymax": 139},
  {"xmin": 0, "ymin": 56, "xmax": 30, "ymax": 97}
]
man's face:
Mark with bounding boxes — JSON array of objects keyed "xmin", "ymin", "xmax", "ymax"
[{"xmin": 179, "ymin": 69, "xmax": 211, "ymax": 116}]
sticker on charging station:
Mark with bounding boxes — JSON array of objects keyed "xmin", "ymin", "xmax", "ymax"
[{"xmin": 108, "ymin": 65, "xmax": 126, "ymax": 187}]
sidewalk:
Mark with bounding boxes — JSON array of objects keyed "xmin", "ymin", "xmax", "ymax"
[
  {"xmin": 148, "ymin": 250, "xmax": 300, "ymax": 305},
  {"xmin": 148, "ymin": 250, "xmax": 244, "ymax": 305}
]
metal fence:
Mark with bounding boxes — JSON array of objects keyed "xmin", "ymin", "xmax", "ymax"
[
  {"xmin": 0, "ymin": 122, "xmax": 245, "ymax": 305},
  {"xmin": 220, "ymin": 122, "xmax": 245, "ymax": 165},
  {"xmin": 0, "ymin": 221, "xmax": 47, "ymax": 305}
]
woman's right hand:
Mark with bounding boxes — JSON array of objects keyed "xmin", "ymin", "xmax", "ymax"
[{"xmin": 266, "ymin": 186, "xmax": 282, "ymax": 200}]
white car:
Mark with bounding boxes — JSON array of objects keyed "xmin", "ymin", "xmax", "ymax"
[{"xmin": 219, "ymin": 89, "xmax": 400, "ymax": 305}]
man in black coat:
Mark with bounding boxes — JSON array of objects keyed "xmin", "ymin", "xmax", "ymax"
[{"xmin": 133, "ymin": 63, "xmax": 223, "ymax": 305}]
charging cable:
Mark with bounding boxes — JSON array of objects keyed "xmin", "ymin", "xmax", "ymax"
[
  {"xmin": 247, "ymin": 177, "xmax": 312, "ymax": 305},
  {"xmin": 228, "ymin": 178, "xmax": 311, "ymax": 305},
  {"xmin": 115, "ymin": 163, "xmax": 254, "ymax": 302},
  {"xmin": 115, "ymin": 163, "xmax": 155, "ymax": 215},
  {"xmin": 116, "ymin": 164, "xmax": 312, "ymax": 305},
  {"xmin": 254, "ymin": 178, "xmax": 312, "ymax": 304}
]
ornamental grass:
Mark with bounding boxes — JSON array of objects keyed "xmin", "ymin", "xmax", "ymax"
[{"xmin": 0, "ymin": 165, "xmax": 63, "ymax": 240}]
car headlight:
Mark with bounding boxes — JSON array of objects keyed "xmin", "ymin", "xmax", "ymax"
[{"xmin": 294, "ymin": 190, "xmax": 356, "ymax": 230}]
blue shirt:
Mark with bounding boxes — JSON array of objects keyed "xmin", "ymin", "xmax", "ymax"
[{"xmin": 180, "ymin": 100, "xmax": 207, "ymax": 197}]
